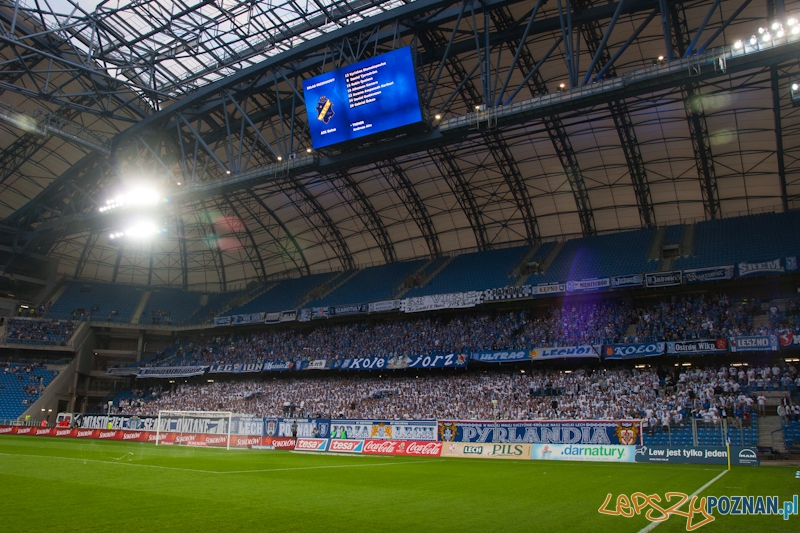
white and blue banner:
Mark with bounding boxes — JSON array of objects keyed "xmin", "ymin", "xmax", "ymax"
[
  {"xmin": 368, "ymin": 300, "xmax": 398, "ymax": 313},
  {"xmin": 328, "ymin": 303, "xmax": 368, "ymax": 316},
  {"xmin": 298, "ymin": 359, "xmax": 333, "ymax": 370},
  {"xmin": 276, "ymin": 418, "xmax": 331, "ymax": 438},
  {"xmin": 738, "ymin": 258, "xmax": 784, "ymax": 277},
  {"xmin": 230, "ymin": 312, "xmax": 265, "ymax": 325},
  {"xmin": 324, "ymin": 419, "xmax": 437, "ymax": 441},
  {"xmin": 402, "ymin": 291, "xmax": 482, "ymax": 313},
  {"xmin": 264, "ymin": 312, "xmax": 282, "ymax": 324},
  {"xmin": 298, "ymin": 308, "xmax": 312, "ymax": 322},
  {"xmin": 683, "ymin": 265, "xmax": 734, "ymax": 284},
  {"xmin": 610, "ymin": 274, "xmax": 643, "ymax": 288},
  {"xmin": 135, "ymin": 366, "xmax": 209, "ymax": 378},
  {"xmin": 484, "ymin": 285, "xmax": 531, "ymax": 301},
  {"xmin": 531, "ymin": 283, "xmax": 566, "ymax": 296},
  {"xmin": 209, "ymin": 362, "xmax": 262, "ymax": 374},
  {"xmin": 310, "ymin": 307, "xmax": 329, "ymax": 319},
  {"xmin": 787, "ymin": 256, "xmax": 798, "ymax": 271},
  {"xmin": 338, "ymin": 353, "xmax": 468, "ymax": 370},
  {"xmin": 666, "ymin": 339, "xmax": 728, "ymax": 355},
  {"xmin": 566, "ymin": 278, "xmax": 610, "ymax": 292},
  {"xmin": 437, "ymin": 420, "xmax": 641, "ymax": 446},
  {"xmin": 645, "ymin": 271, "xmax": 682, "ymax": 288},
  {"xmin": 529, "ymin": 345, "xmax": 600, "ymax": 360},
  {"xmin": 105, "ymin": 367, "xmax": 139, "ymax": 376},
  {"xmin": 265, "ymin": 310, "xmax": 296, "ymax": 324},
  {"xmin": 279, "ymin": 310, "xmax": 297, "ymax": 322},
  {"xmin": 471, "ymin": 349, "xmax": 531, "ymax": 363},
  {"xmin": 262, "ymin": 361, "xmax": 294, "ymax": 372},
  {"xmin": 602, "ymin": 342, "xmax": 665, "ymax": 360},
  {"xmin": 213, "ymin": 316, "xmax": 231, "ymax": 326},
  {"xmin": 729, "ymin": 335, "xmax": 779, "ymax": 352}
]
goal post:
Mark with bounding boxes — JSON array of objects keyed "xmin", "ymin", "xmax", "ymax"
[{"xmin": 156, "ymin": 410, "xmax": 234, "ymax": 450}]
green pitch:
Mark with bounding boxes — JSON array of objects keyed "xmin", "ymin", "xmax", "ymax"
[{"xmin": 0, "ymin": 436, "xmax": 796, "ymax": 532}]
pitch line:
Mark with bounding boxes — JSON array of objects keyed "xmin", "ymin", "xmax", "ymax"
[
  {"xmin": 636, "ymin": 469, "xmax": 729, "ymax": 533},
  {"xmin": 0, "ymin": 452, "xmax": 443, "ymax": 475}
]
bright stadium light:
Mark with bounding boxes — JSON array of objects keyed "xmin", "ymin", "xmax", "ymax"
[
  {"xmin": 734, "ymin": 40, "xmax": 743, "ymax": 49},
  {"xmin": 99, "ymin": 186, "xmax": 162, "ymax": 213},
  {"xmin": 750, "ymin": 35, "xmax": 758, "ymax": 45},
  {"xmin": 772, "ymin": 21, "xmax": 781, "ymax": 30},
  {"xmin": 763, "ymin": 32, "xmax": 771, "ymax": 42},
  {"xmin": 108, "ymin": 220, "xmax": 162, "ymax": 242}
]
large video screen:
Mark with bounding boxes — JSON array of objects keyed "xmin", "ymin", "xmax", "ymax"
[{"xmin": 302, "ymin": 47, "xmax": 423, "ymax": 149}]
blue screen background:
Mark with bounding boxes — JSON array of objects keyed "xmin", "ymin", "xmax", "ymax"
[{"xmin": 302, "ymin": 47, "xmax": 423, "ymax": 149}]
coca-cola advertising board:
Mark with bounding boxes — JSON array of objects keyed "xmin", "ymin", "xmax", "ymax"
[
  {"xmin": 362, "ymin": 439, "xmax": 442, "ymax": 456},
  {"xmin": 327, "ymin": 439, "xmax": 364, "ymax": 453}
]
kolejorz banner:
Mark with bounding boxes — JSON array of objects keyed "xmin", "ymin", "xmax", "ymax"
[
  {"xmin": 602, "ymin": 342, "xmax": 665, "ymax": 360},
  {"xmin": 337, "ymin": 353, "xmax": 468, "ymax": 370},
  {"xmin": 401, "ymin": 291, "xmax": 482, "ymax": 313},
  {"xmin": 437, "ymin": 420, "xmax": 642, "ymax": 446}
]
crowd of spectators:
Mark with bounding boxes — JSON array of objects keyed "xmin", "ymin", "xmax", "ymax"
[
  {"xmin": 4, "ymin": 318, "xmax": 77, "ymax": 346},
  {"xmin": 112, "ymin": 363, "xmax": 799, "ymax": 429},
  {"xmin": 114, "ymin": 296, "xmax": 800, "ymax": 370},
  {"xmin": 630, "ymin": 295, "xmax": 766, "ymax": 342}
]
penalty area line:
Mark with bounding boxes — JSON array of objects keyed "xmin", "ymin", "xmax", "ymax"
[{"xmin": 636, "ymin": 469, "xmax": 728, "ymax": 533}]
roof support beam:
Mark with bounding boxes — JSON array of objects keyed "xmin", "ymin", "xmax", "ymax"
[
  {"xmin": 242, "ymin": 189, "xmax": 311, "ymax": 276},
  {"xmin": 492, "ymin": 5, "xmax": 595, "ymax": 236},
  {"xmin": 284, "ymin": 177, "xmax": 355, "ymax": 271},
  {"xmin": 670, "ymin": 3, "xmax": 721, "ymax": 219},
  {"xmin": 221, "ymin": 197, "xmax": 268, "ymax": 282},
  {"xmin": 380, "ymin": 161, "xmax": 441, "ymax": 256},
  {"xmin": 329, "ymin": 171, "xmax": 397, "ymax": 264},
  {"xmin": 577, "ymin": 0, "xmax": 655, "ymax": 227}
]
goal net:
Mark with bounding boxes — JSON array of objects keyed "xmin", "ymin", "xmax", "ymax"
[{"xmin": 155, "ymin": 410, "xmax": 235, "ymax": 450}]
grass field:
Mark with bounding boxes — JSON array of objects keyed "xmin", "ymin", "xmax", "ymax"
[{"xmin": 0, "ymin": 435, "xmax": 796, "ymax": 532}]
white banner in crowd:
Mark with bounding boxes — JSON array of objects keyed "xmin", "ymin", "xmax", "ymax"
[
  {"xmin": 401, "ymin": 291, "xmax": 482, "ymax": 313},
  {"xmin": 369, "ymin": 300, "xmax": 398, "ymax": 313},
  {"xmin": 566, "ymin": 278, "xmax": 610, "ymax": 292}
]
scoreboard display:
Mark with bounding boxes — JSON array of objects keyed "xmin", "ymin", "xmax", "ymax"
[{"xmin": 302, "ymin": 47, "xmax": 423, "ymax": 149}]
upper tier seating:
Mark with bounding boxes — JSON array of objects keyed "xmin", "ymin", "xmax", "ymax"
[
  {"xmin": 676, "ymin": 211, "xmax": 800, "ymax": 270},
  {"xmin": 223, "ymin": 272, "xmax": 338, "ymax": 316},
  {"xmin": 0, "ymin": 364, "xmax": 59, "ymax": 420},
  {"xmin": 46, "ymin": 281, "xmax": 144, "ymax": 322},
  {"xmin": 408, "ymin": 246, "xmax": 529, "ymax": 296},
  {"xmin": 532, "ymin": 228, "xmax": 656, "ymax": 283},
  {"xmin": 308, "ymin": 259, "xmax": 425, "ymax": 307},
  {"xmin": 140, "ymin": 288, "xmax": 203, "ymax": 325}
]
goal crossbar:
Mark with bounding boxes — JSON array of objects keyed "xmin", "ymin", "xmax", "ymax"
[{"xmin": 156, "ymin": 410, "xmax": 235, "ymax": 450}]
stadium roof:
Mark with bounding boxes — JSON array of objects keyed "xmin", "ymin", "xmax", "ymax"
[{"xmin": 0, "ymin": 0, "xmax": 798, "ymax": 291}]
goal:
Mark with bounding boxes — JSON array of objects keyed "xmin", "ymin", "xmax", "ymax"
[{"xmin": 156, "ymin": 410, "xmax": 234, "ymax": 450}]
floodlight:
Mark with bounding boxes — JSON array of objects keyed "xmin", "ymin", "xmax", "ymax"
[
  {"xmin": 98, "ymin": 186, "xmax": 161, "ymax": 213},
  {"xmin": 793, "ymin": 83, "xmax": 799, "ymax": 91},
  {"xmin": 434, "ymin": 114, "xmax": 441, "ymax": 120},
  {"xmin": 758, "ymin": 27, "xmax": 765, "ymax": 34},
  {"xmin": 750, "ymin": 35, "xmax": 758, "ymax": 45},
  {"xmin": 772, "ymin": 21, "xmax": 781, "ymax": 30},
  {"xmin": 793, "ymin": 26, "xmax": 800, "ymax": 35},
  {"xmin": 277, "ymin": 156, "xmax": 282, "ymax": 161},
  {"xmin": 763, "ymin": 32, "xmax": 771, "ymax": 42},
  {"xmin": 789, "ymin": 18, "xmax": 798, "ymax": 26},
  {"xmin": 778, "ymin": 30, "xmax": 785, "ymax": 38},
  {"xmin": 734, "ymin": 40, "xmax": 743, "ymax": 49},
  {"xmin": 657, "ymin": 55, "xmax": 664, "ymax": 61}
]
